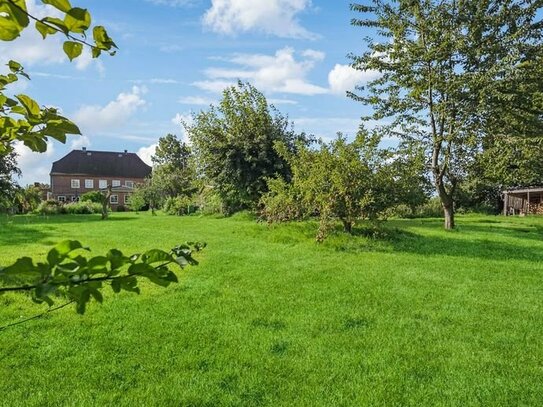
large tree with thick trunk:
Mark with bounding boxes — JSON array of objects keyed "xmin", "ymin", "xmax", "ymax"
[{"xmin": 349, "ymin": 0, "xmax": 543, "ymax": 229}]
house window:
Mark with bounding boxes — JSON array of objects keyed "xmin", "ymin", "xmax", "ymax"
[
  {"xmin": 85, "ymin": 179, "xmax": 94, "ymax": 189},
  {"xmin": 125, "ymin": 180, "xmax": 134, "ymax": 188},
  {"xmin": 71, "ymin": 196, "xmax": 80, "ymax": 202},
  {"xmin": 110, "ymin": 195, "xmax": 118, "ymax": 204},
  {"xmin": 71, "ymin": 179, "xmax": 80, "ymax": 189},
  {"xmin": 112, "ymin": 180, "xmax": 121, "ymax": 187},
  {"xmin": 124, "ymin": 194, "xmax": 131, "ymax": 204},
  {"xmin": 58, "ymin": 196, "xmax": 66, "ymax": 202},
  {"xmin": 99, "ymin": 180, "xmax": 107, "ymax": 189}
]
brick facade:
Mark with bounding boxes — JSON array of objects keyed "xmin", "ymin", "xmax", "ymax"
[
  {"xmin": 49, "ymin": 149, "xmax": 152, "ymax": 209},
  {"xmin": 50, "ymin": 174, "xmax": 144, "ymax": 208}
]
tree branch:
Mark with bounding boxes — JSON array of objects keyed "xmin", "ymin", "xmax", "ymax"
[
  {"xmin": 6, "ymin": 0, "xmax": 98, "ymax": 50},
  {"xmin": 0, "ymin": 300, "xmax": 74, "ymax": 332},
  {"xmin": 0, "ymin": 260, "xmax": 175, "ymax": 294}
]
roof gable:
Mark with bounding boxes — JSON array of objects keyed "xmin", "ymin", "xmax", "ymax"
[{"xmin": 51, "ymin": 150, "xmax": 152, "ymax": 178}]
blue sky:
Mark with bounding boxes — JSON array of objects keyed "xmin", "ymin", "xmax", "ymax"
[{"xmin": 3, "ymin": 0, "xmax": 377, "ymax": 185}]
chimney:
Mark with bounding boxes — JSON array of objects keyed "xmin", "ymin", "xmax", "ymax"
[{"xmin": 82, "ymin": 147, "xmax": 86, "ymax": 151}]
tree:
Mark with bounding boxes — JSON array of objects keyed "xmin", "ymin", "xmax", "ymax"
[
  {"xmin": 151, "ymin": 134, "xmax": 197, "ymax": 200},
  {"xmin": 127, "ymin": 189, "xmax": 146, "ymax": 213},
  {"xmin": 263, "ymin": 131, "xmax": 395, "ymax": 240},
  {"xmin": 188, "ymin": 81, "xmax": 308, "ymax": 213},
  {"xmin": 0, "ymin": 150, "xmax": 20, "ymax": 211},
  {"xmin": 15, "ymin": 183, "xmax": 42, "ymax": 213},
  {"xmin": 457, "ymin": 135, "xmax": 543, "ymax": 213},
  {"xmin": 152, "ymin": 133, "xmax": 191, "ymax": 169},
  {"xmin": 134, "ymin": 177, "xmax": 162, "ymax": 215},
  {"xmin": 389, "ymin": 140, "xmax": 432, "ymax": 213},
  {"xmin": 349, "ymin": 1, "xmax": 543, "ymax": 229},
  {"xmin": 0, "ymin": 1, "xmax": 201, "ymax": 318}
]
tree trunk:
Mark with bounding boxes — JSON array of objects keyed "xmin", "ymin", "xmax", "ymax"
[
  {"xmin": 342, "ymin": 220, "xmax": 353, "ymax": 234},
  {"xmin": 101, "ymin": 186, "xmax": 111, "ymax": 220},
  {"xmin": 443, "ymin": 201, "xmax": 455, "ymax": 230}
]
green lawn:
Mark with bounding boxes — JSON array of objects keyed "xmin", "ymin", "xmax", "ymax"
[{"xmin": 1, "ymin": 212, "xmax": 542, "ymax": 406}]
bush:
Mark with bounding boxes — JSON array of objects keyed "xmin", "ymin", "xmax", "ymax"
[
  {"xmin": 259, "ymin": 178, "xmax": 305, "ymax": 223},
  {"xmin": 388, "ymin": 204, "xmax": 414, "ymax": 219},
  {"xmin": 64, "ymin": 201, "xmax": 102, "ymax": 214},
  {"xmin": 35, "ymin": 200, "xmax": 63, "ymax": 215},
  {"xmin": 163, "ymin": 196, "xmax": 197, "ymax": 216},
  {"xmin": 116, "ymin": 205, "xmax": 127, "ymax": 212},
  {"xmin": 80, "ymin": 191, "xmax": 103, "ymax": 203},
  {"xmin": 194, "ymin": 189, "xmax": 223, "ymax": 215}
]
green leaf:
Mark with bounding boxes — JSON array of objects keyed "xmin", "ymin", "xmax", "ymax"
[
  {"xmin": 64, "ymin": 7, "xmax": 91, "ymax": 34},
  {"xmin": 42, "ymin": 17, "xmax": 68, "ymax": 34},
  {"xmin": 107, "ymin": 249, "xmax": 129, "ymax": 270},
  {"xmin": 93, "ymin": 25, "xmax": 116, "ymax": 50},
  {"xmin": 15, "ymin": 94, "xmax": 40, "ymax": 117},
  {"xmin": 0, "ymin": 18, "xmax": 21, "ymax": 41},
  {"xmin": 0, "ymin": 1, "xmax": 29, "ymax": 41},
  {"xmin": 91, "ymin": 46, "xmax": 101, "ymax": 58},
  {"xmin": 7, "ymin": 60, "xmax": 22, "ymax": 72},
  {"xmin": 141, "ymin": 249, "xmax": 174, "ymax": 265},
  {"xmin": 35, "ymin": 20, "xmax": 57, "ymax": 39},
  {"xmin": 23, "ymin": 135, "xmax": 48, "ymax": 153},
  {"xmin": 47, "ymin": 240, "xmax": 84, "ymax": 266},
  {"xmin": 42, "ymin": 0, "xmax": 72, "ymax": 13},
  {"xmin": 63, "ymin": 41, "xmax": 83, "ymax": 61}
]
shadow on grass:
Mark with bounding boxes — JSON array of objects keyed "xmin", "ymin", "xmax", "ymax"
[
  {"xmin": 0, "ymin": 215, "xmax": 136, "ymax": 247},
  {"xmin": 0, "ymin": 225, "xmax": 50, "ymax": 248},
  {"xmin": 328, "ymin": 219, "xmax": 543, "ymax": 262}
]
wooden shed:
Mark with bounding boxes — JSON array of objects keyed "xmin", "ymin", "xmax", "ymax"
[{"xmin": 503, "ymin": 187, "xmax": 543, "ymax": 215}]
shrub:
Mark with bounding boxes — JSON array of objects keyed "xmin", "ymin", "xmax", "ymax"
[
  {"xmin": 388, "ymin": 204, "xmax": 413, "ymax": 219},
  {"xmin": 163, "ymin": 196, "xmax": 197, "ymax": 216},
  {"xmin": 64, "ymin": 201, "xmax": 102, "ymax": 214},
  {"xmin": 35, "ymin": 200, "xmax": 62, "ymax": 215},
  {"xmin": 80, "ymin": 191, "xmax": 103, "ymax": 203},
  {"xmin": 116, "ymin": 205, "xmax": 127, "ymax": 212},
  {"xmin": 259, "ymin": 178, "xmax": 305, "ymax": 223},
  {"xmin": 194, "ymin": 189, "xmax": 223, "ymax": 215}
]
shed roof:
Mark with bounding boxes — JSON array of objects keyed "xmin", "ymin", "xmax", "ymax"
[
  {"xmin": 51, "ymin": 149, "xmax": 152, "ymax": 178},
  {"xmin": 503, "ymin": 186, "xmax": 543, "ymax": 194}
]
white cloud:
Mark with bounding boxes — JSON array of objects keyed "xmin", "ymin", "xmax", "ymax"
[
  {"xmin": 268, "ymin": 98, "xmax": 298, "ymax": 105},
  {"xmin": 328, "ymin": 64, "xmax": 380, "ymax": 95},
  {"xmin": 194, "ymin": 47, "xmax": 328, "ymax": 96},
  {"xmin": 137, "ymin": 144, "xmax": 157, "ymax": 166},
  {"xmin": 70, "ymin": 135, "xmax": 91, "ymax": 150},
  {"xmin": 171, "ymin": 113, "xmax": 194, "ymax": 144},
  {"xmin": 73, "ymin": 86, "xmax": 147, "ymax": 134},
  {"xmin": 192, "ymin": 79, "xmax": 236, "ymax": 94},
  {"xmin": 203, "ymin": 0, "xmax": 316, "ymax": 39},
  {"xmin": 131, "ymin": 78, "xmax": 181, "ymax": 84},
  {"xmin": 178, "ymin": 96, "xmax": 216, "ymax": 105},
  {"xmin": 14, "ymin": 140, "xmax": 56, "ymax": 186}
]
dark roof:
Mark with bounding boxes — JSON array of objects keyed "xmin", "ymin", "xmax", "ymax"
[{"xmin": 51, "ymin": 149, "xmax": 152, "ymax": 178}]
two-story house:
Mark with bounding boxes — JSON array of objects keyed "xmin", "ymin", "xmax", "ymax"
[{"xmin": 50, "ymin": 148, "xmax": 152, "ymax": 209}]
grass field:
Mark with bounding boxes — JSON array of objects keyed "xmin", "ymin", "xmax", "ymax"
[{"xmin": 1, "ymin": 212, "xmax": 542, "ymax": 406}]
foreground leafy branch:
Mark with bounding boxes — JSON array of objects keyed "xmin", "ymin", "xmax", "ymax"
[{"xmin": 0, "ymin": 240, "xmax": 205, "ymax": 314}]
